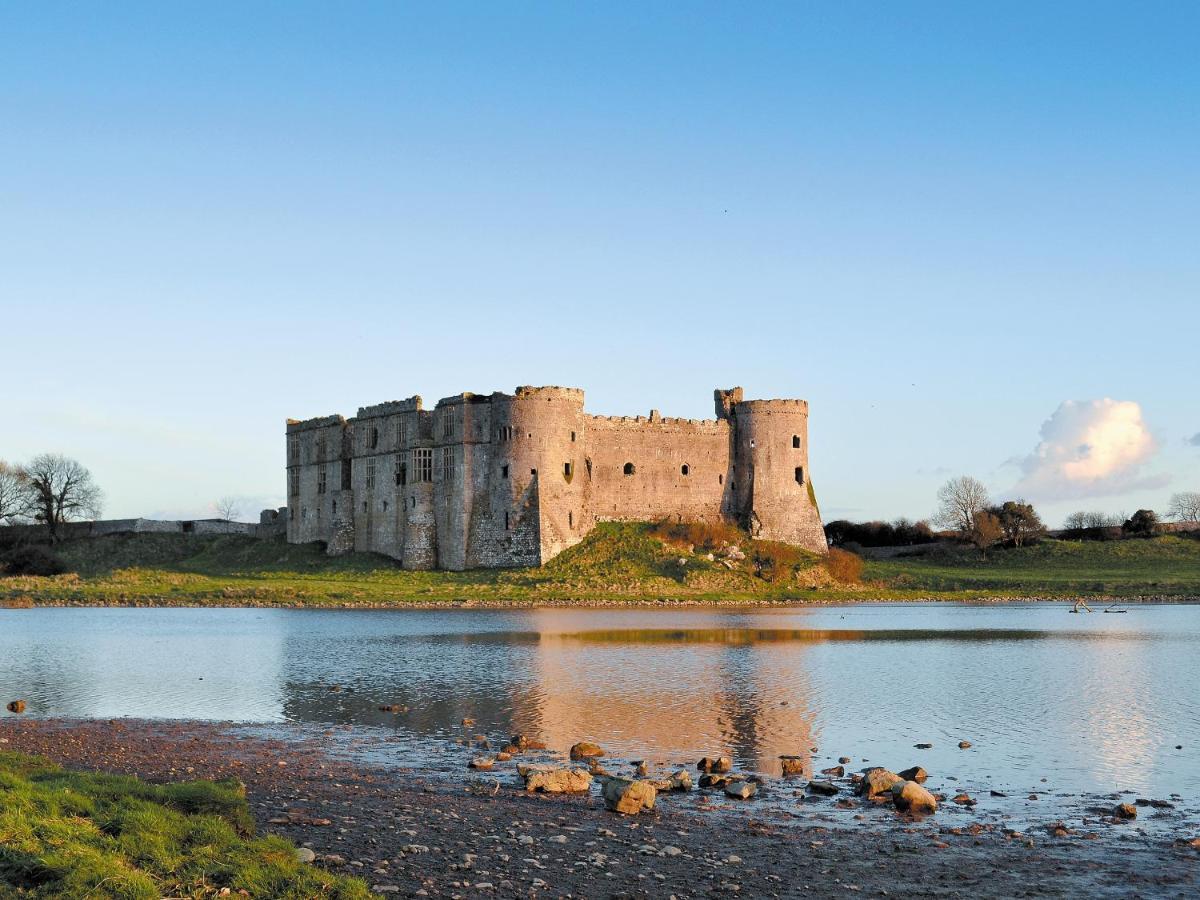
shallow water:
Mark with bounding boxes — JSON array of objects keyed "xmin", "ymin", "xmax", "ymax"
[{"xmin": 2, "ymin": 604, "xmax": 1198, "ymax": 811}]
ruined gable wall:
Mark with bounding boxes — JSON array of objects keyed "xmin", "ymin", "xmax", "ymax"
[
  {"xmin": 286, "ymin": 415, "xmax": 348, "ymax": 546},
  {"xmin": 582, "ymin": 414, "xmax": 732, "ymax": 526}
]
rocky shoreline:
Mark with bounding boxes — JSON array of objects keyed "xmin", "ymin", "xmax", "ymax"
[
  {"xmin": 1, "ymin": 719, "xmax": 1196, "ymax": 898},
  {"xmin": 5, "ymin": 593, "xmax": 1200, "ymax": 610}
]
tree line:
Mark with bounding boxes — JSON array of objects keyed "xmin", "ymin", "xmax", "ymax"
[
  {"xmin": 0, "ymin": 454, "xmax": 104, "ymax": 542},
  {"xmin": 826, "ymin": 477, "xmax": 1200, "ymax": 551}
]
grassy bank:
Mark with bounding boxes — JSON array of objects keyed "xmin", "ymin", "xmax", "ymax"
[
  {"xmin": 1, "ymin": 524, "xmax": 1198, "ymax": 607},
  {"xmin": 0, "ymin": 751, "xmax": 368, "ymax": 899}
]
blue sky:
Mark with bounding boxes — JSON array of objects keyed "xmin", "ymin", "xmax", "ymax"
[{"xmin": 1, "ymin": 2, "xmax": 1196, "ymax": 527}]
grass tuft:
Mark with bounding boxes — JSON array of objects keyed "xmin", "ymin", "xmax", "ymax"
[{"xmin": 0, "ymin": 751, "xmax": 370, "ymax": 899}]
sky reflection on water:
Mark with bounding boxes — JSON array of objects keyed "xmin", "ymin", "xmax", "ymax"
[{"xmin": 1, "ymin": 604, "xmax": 1197, "ymax": 800}]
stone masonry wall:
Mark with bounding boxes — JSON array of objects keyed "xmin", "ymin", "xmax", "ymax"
[{"xmin": 286, "ymin": 385, "xmax": 827, "ymax": 569}]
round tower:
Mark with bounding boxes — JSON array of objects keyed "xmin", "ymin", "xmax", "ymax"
[
  {"xmin": 494, "ymin": 386, "xmax": 588, "ymax": 564},
  {"xmin": 732, "ymin": 398, "xmax": 827, "ymax": 553}
]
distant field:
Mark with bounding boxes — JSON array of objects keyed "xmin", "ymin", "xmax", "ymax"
[
  {"xmin": 864, "ymin": 535, "xmax": 1200, "ymax": 597},
  {"xmin": 1, "ymin": 525, "xmax": 1198, "ymax": 606}
]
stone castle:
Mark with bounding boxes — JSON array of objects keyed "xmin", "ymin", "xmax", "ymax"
[{"xmin": 285, "ymin": 386, "xmax": 826, "ymax": 569}]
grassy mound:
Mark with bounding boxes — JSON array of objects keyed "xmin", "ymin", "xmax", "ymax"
[{"xmin": 0, "ymin": 751, "xmax": 368, "ymax": 899}]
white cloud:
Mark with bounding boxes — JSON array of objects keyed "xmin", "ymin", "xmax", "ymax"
[{"xmin": 1011, "ymin": 399, "xmax": 1167, "ymax": 501}]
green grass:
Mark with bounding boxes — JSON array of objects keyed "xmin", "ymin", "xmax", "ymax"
[
  {"xmin": 1, "ymin": 527, "xmax": 1198, "ymax": 607},
  {"xmin": 864, "ymin": 535, "xmax": 1200, "ymax": 597},
  {"xmin": 0, "ymin": 751, "xmax": 369, "ymax": 899}
]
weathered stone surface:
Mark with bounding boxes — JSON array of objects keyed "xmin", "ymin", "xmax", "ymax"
[
  {"xmin": 652, "ymin": 769, "xmax": 693, "ymax": 792},
  {"xmin": 569, "ymin": 741, "xmax": 605, "ymax": 760},
  {"xmin": 779, "ymin": 756, "xmax": 806, "ymax": 777},
  {"xmin": 807, "ymin": 780, "xmax": 839, "ymax": 796},
  {"xmin": 820, "ymin": 765, "xmax": 844, "ymax": 777},
  {"xmin": 518, "ymin": 765, "xmax": 593, "ymax": 794},
  {"xmin": 1115, "ymin": 803, "xmax": 1138, "ymax": 820},
  {"xmin": 892, "ymin": 780, "xmax": 938, "ymax": 814},
  {"xmin": 897, "ymin": 766, "xmax": 928, "ymax": 782},
  {"xmin": 724, "ymin": 781, "xmax": 757, "ymax": 800},
  {"xmin": 857, "ymin": 768, "xmax": 904, "ymax": 800},
  {"xmin": 698, "ymin": 756, "xmax": 733, "ymax": 773},
  {"xmin": 602, "ymin": 778, "xmax": 657, "ymax": 814},
  {"xmin": 286, "ymin": 386, "xmax": 828, "ymax": 570}
]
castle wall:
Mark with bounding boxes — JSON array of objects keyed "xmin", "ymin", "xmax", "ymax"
[
  {"xmin": 583, "ymin": 414, "xmax": 731, "ymax": 526},
  {"xmin": 286, "ymin": 385, "xmax": 826, "ymax": 568}
]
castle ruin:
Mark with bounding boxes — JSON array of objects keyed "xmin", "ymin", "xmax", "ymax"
[{"xmin": 286, "ymin": 386, "xmax": 826, "ymax": 569}]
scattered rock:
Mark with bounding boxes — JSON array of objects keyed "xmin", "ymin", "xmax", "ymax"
[
  {"xmin": 1047, "ymin": 822, "xmax": 1073, "ymax": 837},
  {"xmin": 378, "ymin": 704, "xmax": 408, "ymax": 713},
  {"xmin": 468, "ymin": 757, "xmax": 494, "ymax": 770},
  {"xmin": 632, "ymin": 760, "xmax": 649, "ymax": 777},
  {"xmin": 958, "ymin": 740, "xmax": 972, "ymax": 749},
  {"xmin": 570, "ymin": 741, "xmax": 606, "ymax": 760},
  {"xmin": 724, "ymin": 781, "xmax": 757, "ymax": 800},
  {"xmin": 518, "ymin": 765, "xmax": 593, "ymax": 794},
  {"xmin": 1114, "ymin": 803, "xmax": 1138, "ymax": 820},
  {"xmin": 699, "ymin": 756, "xmax": 733, "ymax": 773},
  {"xmin": 295, "ymin": 847, "xmax": 316, "ymax": 863},
  {"xmin": 857, "ymin": 768, "xmax": 904, "ymax": 800},
  {"xmin": 952, "ymin": 793, "xmax": 976, "ymax": 806},
  {"xmin": 779, "ymin": 756, "xmax": 806, "ymax": 777},
  {"xmin": 914, "ymin": 743, "xmax": 933, "ymax": 750},
  {"xmin": 820, "ymin": 765, "xmax": 844, "ymax": 777},
  {"xmin": 807, "ymin": 780, "xmax": 839, "ymax": 796},
  {"xmin": 838, "ymin": 756, "xmax": 851, "ymax": 764},
  {"xmin": 892, "ymin": 780, "xmax": 938, "ymax": 814},
  {"xmin": 897, "ymin": 766, "xmax": 928, "ymax": 783},
  {"xmin": 651, "ymin": 769, "xmax": 693, "ymax": 792},
  {"xmin": 602, "ymin": 777, "xmax": 657, "ymax": 815},
  {"xmin": 5, "ymin": 700, "xmax": 26, "ymax": 714},
  {"xmin": 461, "ymin": 718, "xmax": 475, "ymax": 727},
  {"xmin": 699, "ymin": 773, "xmax": 734, "ymax": 789}
]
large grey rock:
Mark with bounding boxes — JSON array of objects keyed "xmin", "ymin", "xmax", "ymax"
[
  {"xmin": 779, "ymin": 756, "xmax": 806, "ymax": 777},
  {"xmin": 857, "ymin": 768, "xmax": 904, "ymax": 800},
  {"xmin": 602, "ymin": 777, "xmax": 657, "ymax": 814},
  {"xmin": 724, "ymin": 781, "xmax": 757, "ymax": 800},
  {"xmin": 892, "ymin": 779, "xmax": 938, "ymax": 814},
  {"xmin": 570, "ymin": 741, "xmax": 606, "ymax": 760},
  {"xmin": 518, "ymin": 765, "xmax": 593, "ymax": 793}
]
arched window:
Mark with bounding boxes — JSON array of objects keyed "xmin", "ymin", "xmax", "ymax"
[
  {"xmin": 681, "ymin": 464, "xmax": 690, "ymax": 476},
  {"xmin": 793, "ymin": 435, "xmax": 801, "ymax": 448},
  {"xmin": 623, "ymin": 462, "xmax": 635, "ymax": 476}
]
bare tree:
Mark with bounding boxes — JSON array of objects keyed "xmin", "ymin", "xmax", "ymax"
[
  {"xmin": 0, "ymin": 460, "xmax": 27, "ymax": 525},
  {"xmin": 934, "ymin": 476, "xmax": 990, "ymax": 536},
  {"xmin": 1168, "ymin": 492, "xmax": 1200, "ymax": 524},
  {"xmin": 20, "ymin": 454, "xmax": 103, "ymax": 542},
  {"xmin": 214, "ymin": 496, "xmax": 242, "ymax": 521}
]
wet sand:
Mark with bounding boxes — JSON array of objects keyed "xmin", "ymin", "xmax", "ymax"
[{"xmin": 1, "ymin": 719, "xmax": 1197, "ymax": 898}]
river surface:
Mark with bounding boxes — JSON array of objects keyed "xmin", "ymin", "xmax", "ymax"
[{"xmin": 2, "ymin": 604, "xmax": 1198, "ymax": 823}]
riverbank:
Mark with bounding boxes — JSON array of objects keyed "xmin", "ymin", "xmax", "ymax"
[
  {"xmin": 1, "ymin": 719, "xmax": 1196, "ymax": 898},
  {"xmin": 2, "ymin": 525, "xmax": 1199, "ymax": 608}
]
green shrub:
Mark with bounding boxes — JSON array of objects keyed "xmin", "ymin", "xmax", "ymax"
[
  {"xmin": 1, "ymin": 545, "xmax": 67, "ymax": 576},
  {"xmin": 823, "ymin": 547, "xmax": 864, "ymax": 584}
]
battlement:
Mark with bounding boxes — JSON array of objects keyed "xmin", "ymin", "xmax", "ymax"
[
  {"xmin": 735, "ymin": 398, "xmax": 810, "ymax": 413},
  {"xmin": 511, "ymin": 385, "xmax": 586, "ymax": 403},
  {"xmin": 357, "ymin": 397, "xmax": 423, "ymax": 418},
  {"xmin": 286, "ymin": 414, "xmax": 346, "ymax": 432}
]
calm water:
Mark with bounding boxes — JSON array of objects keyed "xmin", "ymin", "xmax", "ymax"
[{"xmin": 2, "ymin": 604, "xmax": 1198, "ymax": 813}]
